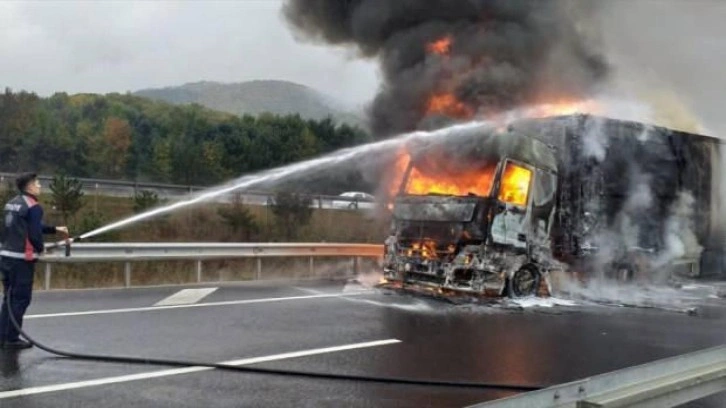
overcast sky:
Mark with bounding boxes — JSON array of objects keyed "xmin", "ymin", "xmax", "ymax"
[
  {"xmin": 0, "ymin": 0, "xmax": 380, "ymax": 108},
  {"xmin": 1, "ymin": 1, "xmax": 724, "ymax": 135}
]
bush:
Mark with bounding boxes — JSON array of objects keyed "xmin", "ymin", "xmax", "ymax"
[
  {"xmin": 72, "ymin": 211, "xmax": 119, "ymax": 242},
  {"xmin": 0, "ymin": 180, "xmax": 15, "ymax": 205},
  {"xmin": 49, "ymin": 174, "xmax": 84, "ymax": 224},
  {"xmin": 270, "ymin": 191, "xmax": 313, "ymax": 240},
  {"xmin": 133, "ymin": 190, "xmax": 160, "ymax": 214},
  {"xmin": 217, "ymin": 193, "xmax": 259, "ymax": 241}
]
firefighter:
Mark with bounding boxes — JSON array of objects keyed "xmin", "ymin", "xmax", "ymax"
[{"xmin": 0, "ymin": 173, "xmax": 68, "ymax": 350}]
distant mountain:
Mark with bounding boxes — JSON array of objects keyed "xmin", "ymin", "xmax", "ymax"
[{"xmin": 134, "ymin": 80, "xmax": 366, "ymax": 128}]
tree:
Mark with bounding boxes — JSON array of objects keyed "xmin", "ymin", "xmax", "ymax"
[
  {"xmin": 49, "ymin": 174, "xmax": 85, "ymax": 224},
  {"xmin": 0, "ymin": 89, "xmax": 40, "ymax": 171},
  {"xmin": 102, "ymin": 116, "xmax": 132, "ymax": 177},
  {"xmin": 151, "ymin": 139, "xmax": 172, "ymax": 181},
  {"xmin": 201, "ymin": 140, "xmax": 229, "ymax": 182},
  {"xmin": 0, "ymin": 181, "xmax": 16, "ymax": 241},
  {"xmin": 269, "ymin": 191, "xmax": 313, "ymax": 240},
  {"xmin": 133, "ymin": 190, "xmax": 160, "ymax": 214},
  {"xmin": 0, "ymin": 89, "xmax": 373, "ymax": 186},
  {"xmin": 0, "ymin": 180, "xmax": 15, "ymax": 206},
  {"xmin": 217, "ymin": 193, "xmax": 259, "ymax": 241}
]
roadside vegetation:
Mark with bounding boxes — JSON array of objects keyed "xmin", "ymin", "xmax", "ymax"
[
  {"xmin": 0, "ymin": 88, "xmax": 370, "ymax": 190},
  {"xmin": 0, "ymin": 87, "xmax": 380, "ymax": 288},
  {"xmin": 0, "ymin": 180, "xmax": 387, "ymax": 289}
]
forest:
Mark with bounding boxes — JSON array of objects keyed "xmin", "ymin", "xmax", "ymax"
[{"xmin": 0, "ymin": 88, "xmax": 371, "ymax": 187}]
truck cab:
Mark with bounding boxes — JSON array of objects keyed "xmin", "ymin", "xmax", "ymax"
[{"xmin": 383, "ymin": 127, "xmax": 558, "ymax": 297}]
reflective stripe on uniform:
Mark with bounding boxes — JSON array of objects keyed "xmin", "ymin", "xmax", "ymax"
[{"xmin": 0, "ymin": 250, "xmax": 38, "ymax": 260}]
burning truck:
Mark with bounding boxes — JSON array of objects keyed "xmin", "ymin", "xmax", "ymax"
[{"xmin": 381, "ymin": 114, "xmax": 725, "ymax": 298}]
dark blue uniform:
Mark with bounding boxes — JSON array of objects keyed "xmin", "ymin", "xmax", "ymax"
[{"xmin": 0, "ymin": 193, "xmax": 56, "ymax": 347}]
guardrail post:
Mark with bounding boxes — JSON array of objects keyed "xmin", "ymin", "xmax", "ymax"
[
  {"xmin": 309, "ymin": 256, "xmax": 315, "ymax": 276},
  {"xmin": 353, "ymin": 257, "xmax": 360, "ymax": 276},
  {"xmin": 124, "ymin": 262, "xmax": 131, "ymax": 288},
  {"xmin": 44, "ymin": 263, "xmax": 52, "ymax": 290},
  {"xmin": 256, "ymin": 257, "xmax": 262, "ymax": 280},
  {"xmin": 196, "ymin": 260, "xmax": 203, "ymax": 282}
]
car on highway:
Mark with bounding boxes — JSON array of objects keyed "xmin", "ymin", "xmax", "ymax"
[{"xmin": 331, "ymin": 191, "xmax": 376, "ymax": 210}]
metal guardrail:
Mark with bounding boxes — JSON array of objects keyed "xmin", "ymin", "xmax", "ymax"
[
  {"xmin": 469, "ymin": 344, "xmax": 726, "ymax": 408},
  {"xmin": 39, "ymin": 242, "xmax": 384, "ymax": 290},
  {"xmin": 0, "ymin": 172, "xmax": 205, "ymax": 194}
]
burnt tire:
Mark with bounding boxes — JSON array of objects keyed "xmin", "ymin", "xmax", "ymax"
[{"xmin": 507, "ymin": 265, "xmax": 541, "ymax": 298}]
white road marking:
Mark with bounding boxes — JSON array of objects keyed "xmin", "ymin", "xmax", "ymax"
[
  {"xmin": 26, "ymin": 292, "xmax": 368, "ymax": 320},
  {"xmin": 294, "ymin": 283, "xmax": 372, "ymax": 295},
  {"xmin": 293, "ymin": 286, "xmax": 325, "ymax": 295},
  {"xmin": 0, "ymin": 339, "xmax": 401, "ymax": 399},
  {"xmin": 154, "ymin": 288, "xmax": 218, "ymax": 306}
]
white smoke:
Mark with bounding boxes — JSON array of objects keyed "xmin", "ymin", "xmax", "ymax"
[
  {"xmin": 652, "ymin": 192, "xmax": 703, "ymax": 272},
  {"xmin": 581, "ymin": 115, "xmax": 607, "ymax": 161},
  {"xmin": 590, "ymin": 164, "xmax": 653, "ymax": 274}
]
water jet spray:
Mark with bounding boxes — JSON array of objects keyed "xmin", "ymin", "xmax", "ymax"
[{"xmin": 45, "ymin": 121, "xmax": 490, "ymax": 251}]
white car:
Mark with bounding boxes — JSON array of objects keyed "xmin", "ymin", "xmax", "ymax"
[{"xmin": 331, "ymin": 192, "xmax": 376, "ymax": 210}]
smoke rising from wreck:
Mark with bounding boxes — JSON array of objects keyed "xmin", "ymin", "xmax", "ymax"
[{"xmin": 283, "ymin": 0, "xmax": 607, "ymax": 136}]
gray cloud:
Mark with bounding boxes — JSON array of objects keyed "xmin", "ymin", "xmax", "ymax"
[
  {"xmin": 0, "ymin": 0, "xmax": 379, "ymax": 108},
  {"xmin": 0, "ymin": 0, "xmax": 724, "ymax": 137}
]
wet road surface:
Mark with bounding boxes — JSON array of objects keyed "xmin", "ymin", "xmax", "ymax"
[{"xmin": 1, "ymin": 278, "xmax": 725, "ymax": 407}]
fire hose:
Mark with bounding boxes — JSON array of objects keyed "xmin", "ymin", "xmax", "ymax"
[{"xmin": 2, "ymin": 241, "xmax": 545, "ymax": 392}]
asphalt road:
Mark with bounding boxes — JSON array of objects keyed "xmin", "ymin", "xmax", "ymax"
[{"xmin": 1, "ymin": 279, "xmax": 725, "ymax": 407}]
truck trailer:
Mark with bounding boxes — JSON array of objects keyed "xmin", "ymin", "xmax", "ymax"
[{"xmin": 381, "ymin": 114, "xmax": 725, "ymax": 297}]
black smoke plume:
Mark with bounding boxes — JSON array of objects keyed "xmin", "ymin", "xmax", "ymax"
[{"xmin": 283, "ymin": 0, "xmax": 607, "ymax": 137}]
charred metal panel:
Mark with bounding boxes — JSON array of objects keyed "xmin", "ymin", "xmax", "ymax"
[
  {"xmin": 384, "ymin": 114, "xmax": 725, "ymax": 296},
  {"xmin": 393, "ymin": 196, "xmax": 479, "ymax": 222}
]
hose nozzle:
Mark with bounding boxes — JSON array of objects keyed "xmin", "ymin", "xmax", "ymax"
[{"xmin": 45, "ymin": 236, "xmax": 81, "ymax": 254}]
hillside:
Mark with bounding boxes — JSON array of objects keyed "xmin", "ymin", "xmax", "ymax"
[
  {"xmin": 134, "ymin": 80, "xmax": 366, "ymax": 127},
  {"xmin": 0, "ymin": 89, "xmax": 371, "ymax": 187}
]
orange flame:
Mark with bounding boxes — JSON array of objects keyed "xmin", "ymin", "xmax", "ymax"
[
  {"xmin": 497, "ymin": 163, "xmax": 532, "ymax": 206},
  {"xmin": 388, "ymin": 149, "xmax": 412, "ymax": 196},
  {"xmin": 426, "ymin": 36, "xmax": 452, "ymax": 55},
  {"xmin": 406, "ymin": 239, "xmax": 438, "ymax": 260},
  {"xmin": 528, "ymin": 99, "xmax": 601, "ymax": 118},
  {"xmin": 426, "ymin": 93, "xmax": 474, "ymax": 118},
  {"xmin": 405, "ymin": 165, "xmax": 496, "ymax": 196}
]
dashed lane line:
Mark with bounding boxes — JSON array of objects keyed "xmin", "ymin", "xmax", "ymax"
[{"xmin": 154, "ymin": 287, "xmax": 219, "ymax": 306}]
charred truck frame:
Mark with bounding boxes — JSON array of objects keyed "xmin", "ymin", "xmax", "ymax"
[{"xmin": 382, "ymin": 115, "xmax": 725, "ymax": 297}]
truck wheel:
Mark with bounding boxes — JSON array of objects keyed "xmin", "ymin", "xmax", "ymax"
[{"xmin": 508, "ymin": 265, "xmax": 541, "ymax": 298}]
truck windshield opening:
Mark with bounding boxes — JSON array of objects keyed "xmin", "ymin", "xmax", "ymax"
[
  {"xmin": 497, "ymin": 162, "xmax": 532, "ymax": 206},
  {"xmin": 403, "ymin": 154, "xmax": 498, "ymax": 197}
]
